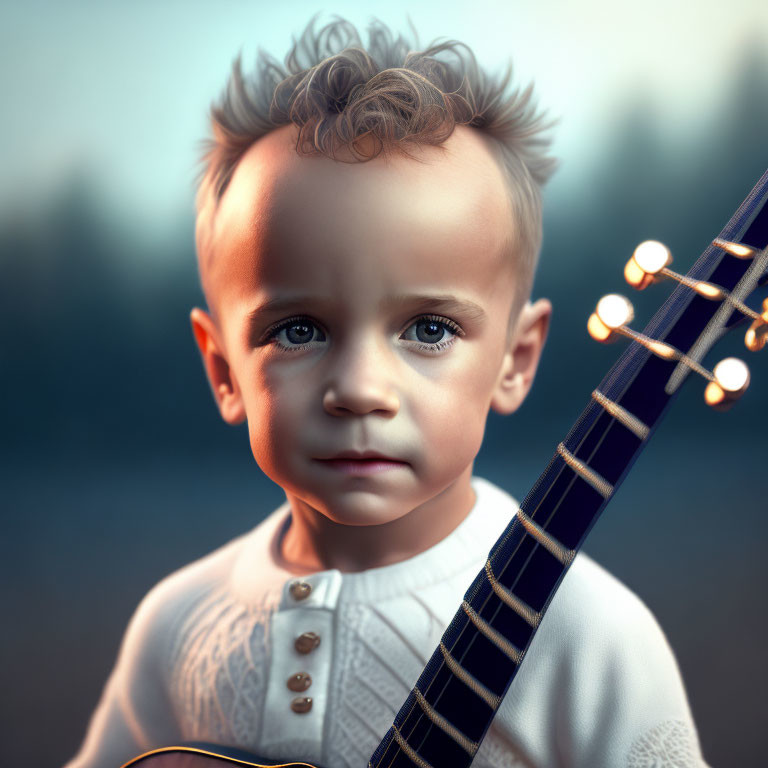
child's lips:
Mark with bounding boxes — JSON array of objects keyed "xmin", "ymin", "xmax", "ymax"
[{"xmin": 314, "ymin": 453, "xmax": 408, "ymax": 476}]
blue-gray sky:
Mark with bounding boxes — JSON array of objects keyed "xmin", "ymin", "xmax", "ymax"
[{"xmin": 2, "ymin": 0, "xmax": 766, "ymax": 237}]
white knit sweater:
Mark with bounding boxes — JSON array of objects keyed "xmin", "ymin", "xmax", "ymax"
[{"xmin": 66, "ymin": 477, "xmax": 706, "ymax": 768}]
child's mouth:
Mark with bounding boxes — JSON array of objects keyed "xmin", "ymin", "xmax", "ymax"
[{"xmin": 315, "ymin": 458, "xmax": 408, "ymax": 476}]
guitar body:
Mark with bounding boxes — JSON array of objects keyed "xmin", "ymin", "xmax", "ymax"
[{"xmin": 122, "ymin": 743, "xmax": 323, "ymax": 768}]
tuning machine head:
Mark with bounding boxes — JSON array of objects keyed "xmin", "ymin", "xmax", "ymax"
[
  {"xmin": 745, "ymin": 297, "xmax": 768, "ymax": 352},
  {"xmin": 704, "ymin": 357, "xmax": 750, "ymax": 410},
  {"xmin": 625, "ymin": 241, "xmax": 672, "ymax": 290},
  {"xmin": 587, "ymin": 294, "xmax": 635, "ymax": 343},
  {"xmin": 588, "ymin": 292, "xmax": 752, "ymax": 409},
  {"xmin": 626, "ymin": 238, "xmax": 768, "ymax": 354}
]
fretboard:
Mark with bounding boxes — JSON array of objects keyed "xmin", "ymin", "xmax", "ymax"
[{"xmin": 369, "ymin": 169, "xmax": 768, "ymax": 768}]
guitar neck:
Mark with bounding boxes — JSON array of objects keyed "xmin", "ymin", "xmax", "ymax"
[{"xmin": 370, "ymin": 170, "xmax": 768, "ymax": 768}]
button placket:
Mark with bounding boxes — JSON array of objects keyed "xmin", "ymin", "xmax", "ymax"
[{"xmin": 260, "ymin": 571, "xmax": 342, "ymax": 752}]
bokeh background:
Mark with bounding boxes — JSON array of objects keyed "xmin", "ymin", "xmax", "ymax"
[{"xmin": 2, "ymin": 1, "xmax": 767, "ymax": 766}]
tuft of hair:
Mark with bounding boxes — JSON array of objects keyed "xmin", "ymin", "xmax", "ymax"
[{"xmin": 196, "ymin": 14, "xmax": 557, "ymax": 303}]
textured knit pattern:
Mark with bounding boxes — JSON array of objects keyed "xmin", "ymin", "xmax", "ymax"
[
  {"xmin": 626, "ymin": 720, "xmax": 699, "ymax": 768},
  {"xmin": 171, "ymin": 591, "xmax": 269, "ymax": 747},
  {"xmin": 65, "ymin": 477, "xmax": 709, "ymax": 768}
]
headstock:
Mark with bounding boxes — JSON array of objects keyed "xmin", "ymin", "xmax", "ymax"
[{"xmin": 588, "ymin": 237, "xmax": 767, "ymax": 410}]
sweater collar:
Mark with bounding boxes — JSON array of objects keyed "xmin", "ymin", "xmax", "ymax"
[{"xmin": 230, "ymin": 476, "xmax": 517, "ymax": 606}]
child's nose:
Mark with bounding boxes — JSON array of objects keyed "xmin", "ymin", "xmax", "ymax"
[{"xmin": 322, "ymin": 338, "xmax": 400, "ymax": 417}]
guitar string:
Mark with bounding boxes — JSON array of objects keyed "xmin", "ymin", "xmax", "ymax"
[
  {"xmin": 381, "ymin": 382, "xmax": 637, "ymax": 768},
  {"xmin": 383, "ymin": 322, "xmax": 667, "ymax": 765},
  {"xmin": 379, "ymin": 267, "xmax": 731, "ymax": 768}
]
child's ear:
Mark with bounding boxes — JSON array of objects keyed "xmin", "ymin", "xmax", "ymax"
[
  {"xmin": 490, "ymin": 298, "xmax": 551, "ymax": 415},
  {"xmin": 189, "ymin": 307, "xmax": 246, "ymax": 425}
]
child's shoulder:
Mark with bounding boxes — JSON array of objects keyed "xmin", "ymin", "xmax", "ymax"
[
  {"xmin": 558, "ymin": 552, "xmax": 669, "ymax": 649},
  {"xmin": 544, "ymin": 551, "xmax": 671, "ymax": 668},
  {"xmin": 559, "ymin": 552, "xmax": 653, "ymax": 625},
  {"xmin": 519, "ymin": 550, "xmax": 690, "ymax": 722},
  {"xmin": 119, "ymin": 503, "xmax": 292, "ymax": 673},
  {"xmin": 491, "ymin": 554, "xmax": 699, "ymax": 765}
]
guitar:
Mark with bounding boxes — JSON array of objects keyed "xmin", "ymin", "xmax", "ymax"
[{"xmin": 122, "ymin": 168, "xmax": 768, "ymax": 768}]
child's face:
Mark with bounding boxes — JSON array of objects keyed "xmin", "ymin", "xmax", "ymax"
[{"xmin": 194, "ymin": 125, "xmax": 545, "ymax": 530}]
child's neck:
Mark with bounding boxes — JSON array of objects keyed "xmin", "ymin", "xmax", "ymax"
[{"xmin": 278, "ymin": 468, "xmax": 477, "ymax": 574}]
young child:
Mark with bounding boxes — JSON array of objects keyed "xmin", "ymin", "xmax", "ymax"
[{"xmin": 66, "ymin": 17, "xmax": 707, "ymax": 768}]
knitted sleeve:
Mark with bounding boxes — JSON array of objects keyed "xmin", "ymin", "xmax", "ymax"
[
  {"xmin": 483, "ymin": 555, "xmax": 709, "ymax": 768},
  {"xmin": 62, "ymin": 579, "xmax": 184, "ymax": 768}
]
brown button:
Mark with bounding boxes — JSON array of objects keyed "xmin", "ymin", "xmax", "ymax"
[
  {"xmin": 294, "ymin": 631, "xmax": 321, "ymax": 654},
  {"xmin": 287, "ymin": 672, "xmax": 312, "ymax": 692},
  {"xmin": 290, "ymin": 696, "xmax": 313, "ymax": 714},
  {"xmin": 289, "ymin": 581, "xmax": 312, "ymax": 601}
]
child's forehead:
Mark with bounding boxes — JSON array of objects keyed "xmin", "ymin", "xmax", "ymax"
[
  {"xmin": 198, "ymin": 125, "xmax": 517, "ymax": 303},
  {"xmin": 225, "ymin": 123, "xmax": 509, "ymax": 214}
]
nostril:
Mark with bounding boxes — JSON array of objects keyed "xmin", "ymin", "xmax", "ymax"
[{"xmin": 322, "ymin": 384, "xmax": 400, "ymax": 417}]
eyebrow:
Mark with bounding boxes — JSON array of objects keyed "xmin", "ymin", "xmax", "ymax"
[
  {"xmin": 246, "ymin": 293, "xmax": 487, "ymax": 326},
  {"xmin": 383, "ymin": 294, "xmax": 487, "ymax": 322}
]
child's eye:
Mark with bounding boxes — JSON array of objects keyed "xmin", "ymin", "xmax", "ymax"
[
  {"xmin": 265, "ymin": 316, "xmax": 326, "ymax": 352},
  {"xmin": 400, "ymin": 315, "xmax": 463, "ymax": 353}
]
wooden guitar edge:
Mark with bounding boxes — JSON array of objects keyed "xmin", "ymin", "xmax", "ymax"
[{"xmin": 120, "ymin": 745, "xmax": 320, "ymax": 768}]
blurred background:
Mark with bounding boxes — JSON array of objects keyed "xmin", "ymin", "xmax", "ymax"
[{"xmin": 2, "ymin": 1, "xmax": 767, "ymax": 766}]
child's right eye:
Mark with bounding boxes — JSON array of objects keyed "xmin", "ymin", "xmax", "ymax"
[{"xmin": 265, "ymin": 317, "xmax": 326, "ymax": 352}]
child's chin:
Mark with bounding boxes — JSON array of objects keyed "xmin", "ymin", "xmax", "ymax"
[{"xmin": 316, "ymin": 493, "xmax": 414, "ymax": 528}]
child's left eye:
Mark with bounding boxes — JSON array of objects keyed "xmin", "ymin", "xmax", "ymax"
[
  {"xmin": 400, "ymin": 315, "xmax": 463, "ymax": 353},
  {"xmin": 266, "ymin": 317, "xmax": 326, "ymax": 351}
]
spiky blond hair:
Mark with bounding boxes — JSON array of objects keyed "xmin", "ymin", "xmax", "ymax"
[{"xmin": 196, "ymin": 15, "xmax": 556, "ymax": 304}]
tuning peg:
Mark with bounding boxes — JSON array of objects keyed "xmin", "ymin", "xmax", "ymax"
[
  {"xmin": 745, "ymin": 297, "xmax": 768, "ymax": 352},
  {"xmin": 587, "ymin": 294, "xmax": 747, "ymax": 407},
  {"xmin": 712, "ymin": 238, "xmax": 757, "ymax": 259},
  {"xmin": 704, "ymin": 357, "xmax": 750, "ymax": 410},
  {"xmin": 587, "ymin": 294, "xmax": 635, "ymax": 342},
  {"xmin": 625, "ymin": 239, "xmax": 754, "ymax": 306},
  {"xmin": 625, "ymin": 241, "xmax": 673, "ymax": 290}
]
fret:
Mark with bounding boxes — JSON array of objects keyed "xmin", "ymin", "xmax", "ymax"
[
  {"xmin": 515, "ymin": 506, "xmax": 576, "ymax": 566},
  {"xmin": 502, "ymin": 528, "xmax": 566, "ymax": 611},
  {"xmin": 556, "ymin": 442, "xmax": 614, "ymax": 499},
  {"xmin": 526, "ymin": 413, "xmax": 640, "ymax": 556},
  {"xmin": 393, "ymin": 683, "xmax": 483, "ymax": 767},
  {"xmin": 438, "ymin": 641, "xmax": 501, "ymax": 710},
  {"xmin": 414, "ymin": 644, "xmax": 501, "ymax": 737},
  {"xmin": 485, "ymin": 560, "xmax": 541, "ymax": 628},
  {"xmin": 461, "ymin": 600, "xmax": 523, "ymax": 664},
  {"xmin": 444, "ymin": 586, "xmax": 520, "ymax": 690},
  {"xmin": 591, "ymin": 389, "xmax": 650, "ymax": 440},
  {"xmin": 412, "ymin": 686, "xmax": 479, "ymax": 757},
  {"xmin": 522, "ymin": 451, "xmax": 605, "ymax": 554},
  {"xmin": 392, "ymin": 725, "xmax": 433, "ymax": 768}
]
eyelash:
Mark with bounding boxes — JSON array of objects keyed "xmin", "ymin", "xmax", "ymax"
[
  {"xmin": 261, "ymin": 316, "xmax": 326, "ymax": 353},
  {"xmin": 402, "ymin": 314, "xmax": 463, "ymax": 354},
  {"xmin": 261, "ymin": 314, "xmax": 464, "ymax": 354}
]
